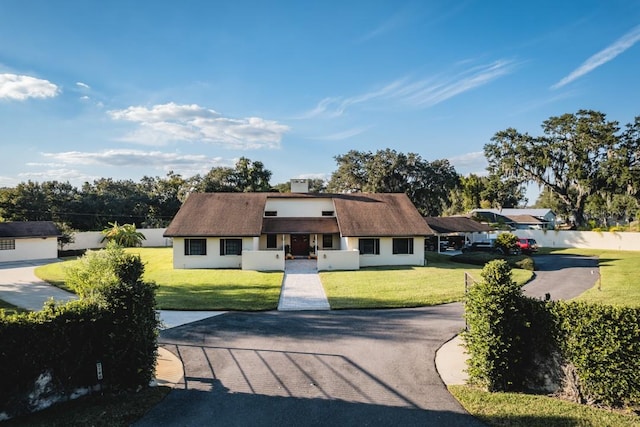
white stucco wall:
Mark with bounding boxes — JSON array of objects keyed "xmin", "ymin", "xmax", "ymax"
[
  {"xmin": 0, "ymin": 237, "xmax": 58, "ymax": 263},
  {"xmin": 242, "ymin": 250, "xmax": 285, "ymax": 271},
  {"xmin": 172, "ymin": 237, "xmax": 252, "ymax": 269},
  {"xmin": 264, "ymin": 198, "xmax": 335, "ymax": 217},
  {"xmin": 512, "ymin": 229, "xmax": 640, "ymax": 251},
  {"xmin": 65, "ymin": 228, "xmax": 171, "ymax": 250},
  {"xmin": 317, "ymin": 250, "xmax": 359, "ymax": 270},
  {"xmin": 344, "ymin": 236, "xmax": 425, "ymax": 267}
]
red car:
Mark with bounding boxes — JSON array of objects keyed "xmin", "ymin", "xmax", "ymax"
[{"xmin": 516, "ymin": 238, "xmax": 538, "ymax": 254}]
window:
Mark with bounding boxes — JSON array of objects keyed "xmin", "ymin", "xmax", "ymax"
[
  {"xmin": 184, "ymin": 239, "xmax": 207, "ymax": 256},
  {"xmin": 264, "ymin": 211, "xmax": 278, "ymax": 217},
  {"xmin": 0, "ymin": 239, "xmax": 15, "ymax": 250},
  {"xmin": 358, "ymin": 238, "xmax": 380, "ymax": 255},
  {"xmin": 266, "ymin": 234, "xmax": 278, "ymax": 249},
  {"xmin": 322, "ymin": 211, "xmax": 334, "ymax": 217},
  {"xmin": 322, "ymin": 234, "xmax": 333, "ymax": 248},
  {"xmin": 220, "ymin": 238, "xmax": 242, "ymax": 256},
  {"xmin": 393, "ymin": 238, "xmax": 414, "ymax": 254}
]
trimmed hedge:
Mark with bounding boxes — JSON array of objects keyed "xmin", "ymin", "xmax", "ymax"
[
  {"xmin": 464, "ymin": 259, "xmax": 640, "ymax": 409},
  {"xmin": 0, "ymin": 250, "xmax": 159, "ymax": 419}
]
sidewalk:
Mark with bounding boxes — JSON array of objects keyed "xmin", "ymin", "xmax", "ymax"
[{"xmin": 277, "ymin": 259, "xmax": 330, "ymax": 311}]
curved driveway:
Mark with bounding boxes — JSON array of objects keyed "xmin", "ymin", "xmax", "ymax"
[{"xmin": 136, "ymin": 254, "xmax": 599, "ymax": 427}]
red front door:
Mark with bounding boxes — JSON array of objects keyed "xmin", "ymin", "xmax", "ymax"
[{"xmin": 290, "ymin": 234, "xmax": 309, "ymax": 256}]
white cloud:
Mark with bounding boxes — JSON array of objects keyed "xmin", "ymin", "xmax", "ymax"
[
  {"xmin": 552, "ymin": 24, "xmax": 640, "ymax": 89},
  {"xmin": 302, "ymin": 59, "xmax": 516, "ymax": 118},
  {"xmin": 448, "ymin": 151, "xmax": 488, "ymax": 176},
  {"xmin": 0, "ymin": 73, "xmax": 59, "ymax": 100},
  {"xmin": 42, "ymin": 148, "xmax": 223, "ymax": 169},
  {"xmin": 76, "ymin": 82, "xmax": 90, "ymax": 89},
  {"xmin": 109, "ymin": 102, "xmax": 290, "ymax": 149}
]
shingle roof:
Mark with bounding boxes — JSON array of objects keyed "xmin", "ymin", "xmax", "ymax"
[
  {"xmin": 262, "ymin": 217, "xmax": 340, "ymax": 234},
  {"xmin": 164, "ymin": 193, "xmax": 267, "ymax": 237},
  {"xmin": 164, "ymin": 192, "xmax": 433, "ymax": 238},
  {"xmin": 0, "ymin": 221, "xmax": 60, "ymax": 238},
  {"xmin": 505, "ymin": 214, "xmax": 543, "ymax": 224},
  {"xmin": 334, "ymin": 193, "xmax": 434, "ymax": 237},
  {"xmin": 424, "ymin": 216, "xmax": 491, "ymax": 234}
]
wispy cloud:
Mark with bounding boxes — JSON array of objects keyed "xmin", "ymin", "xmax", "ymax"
[
  {"xmin": 310, "ymin": 126, "xmax": 369, "ymax": 141},
  {"xmin": 552, "ymin": 24, "xmax": 640, "ymax": 89},
  {"xmin": 109, "ymin": 102, "xmax": 289, "ymax": 149},
  {"xmin": 76, "ymin": 82, "xmax": 90, "ymax": 89},
  {"xmin": 301, "ymin": 59, "xmax": 516, "ymax": 118},
  {"xmin": 0, "ymin": 73, "xmax": 59, "ymax": 100},
  {"xmin": 356, "ymin": 8, "xmax": 409, "ymax": 44}
]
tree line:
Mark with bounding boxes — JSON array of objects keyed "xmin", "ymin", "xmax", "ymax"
[{"xmin": 1, "ymin": 110, "xmax": 637, "ymax": 230}]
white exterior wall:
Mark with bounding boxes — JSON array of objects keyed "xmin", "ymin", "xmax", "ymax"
[
  {"xmin": 242, "ymin": 250, "xmax": 285, "ymax": 271},
  {"xmin": 172, "ymin": 237, "xmax": 252, "ymax": 269},
  {"xmin": 264, "ymin": 198, "xmax": 335, "ymax": 217},
  {"xmin": 512, "ymin": 229, "xmax": 640, "ymax": 251},
  {"xmin": 65, "ymin": 228, "xmax": 171, "ymax": 250},
  {"xmin": 344, "ymin": 236, "xmax": 425, "ymax": 267},
  {"xmin": 317, "ymin": 250, "xmax": 359, "ymax": 270},
  {"xmin": 0, "ymin": 237, "xmax": 58, "ymax": 263}
]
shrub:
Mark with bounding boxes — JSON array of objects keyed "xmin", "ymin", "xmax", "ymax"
[
  {"xmin": 495, "ymin": 232, "xmax": 519, "ymax": 255},
  {"xmin": 0, "ymin": 246, "xmax": 159, "ymax": 419},
  {"xmin": 463, "ymin": 260, "xmax": 529, "ymax": 391},
  {"xmin": 552, "ymin": 302, "xmax": 640, "ymax": 407}
]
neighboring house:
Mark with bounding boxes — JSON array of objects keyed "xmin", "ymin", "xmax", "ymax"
[
  {"xmin": 0, "ymin": 221, "xmax": 60, "ymax": 263},
  {"xmin": 423, "ymin": 216, "xmax": 492, "ymax": 251},
  {"xmin": 164, "ymin": 188, "xmax": 433, "ymax": 271},
  {"xmin": 471, "ymin": 208, "xmax": 556, "ymax": 230}
]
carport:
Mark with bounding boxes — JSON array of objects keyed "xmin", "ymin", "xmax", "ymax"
[{"xmin": 423, "ymin": 216, "xmax": 492, "ymax": 253}]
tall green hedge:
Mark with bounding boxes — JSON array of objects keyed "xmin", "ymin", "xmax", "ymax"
[
  {"xmin": 463, "ymin": 259, "xmax": 640, "ymax": 409},
  {"xmin": 0, "ymin": 248, "xmax": 159, "ymax": 419}
]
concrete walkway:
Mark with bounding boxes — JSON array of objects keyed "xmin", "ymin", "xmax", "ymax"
[
  {"xmin": 0, "ymin": 259, "xmax": 77, "ymax": 310},
  {"xmin": 277, "ymin": 259, "xmax": 330, "ymax": 311}
]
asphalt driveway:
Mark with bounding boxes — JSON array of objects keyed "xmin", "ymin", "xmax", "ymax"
[
  {"xmin": 136, "ymin": 254, "xmax": 599, "ymax": 427},
  {"xmin": 135, "ymin": 304, "xmax": 484, "ymax": 427}
]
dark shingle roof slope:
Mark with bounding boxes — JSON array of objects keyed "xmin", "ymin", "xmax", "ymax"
[
  {"xmin": 334, "ymin": 193, "xmax": 433, "ymax": 237},
  {"xmin": 164, "ymin": 193, "xmax": 267, "ymax": 237},
  {"xmin": 424, "ymin": 216, "xmax": 491, "ymax": 234},
  {"xmin": 262, "ymin": 217, "xmax": 340, "ymax": 234},
  {"xmin": 505, "ymin": 214, "xmax": 543, "ymax": 224},
  {"xmin": 0, "ymin": 221, "xmax": 60, "ymax": 238}
]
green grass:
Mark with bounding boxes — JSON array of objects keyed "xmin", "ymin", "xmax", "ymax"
[
  {"xmin": 320, "ymin": 253, "xmax": 533, "ymax": 309},
  {"xmin": 35, "ymin": 248, "xmax": 284, "ymax": 311},
  {"xmin": 449, "ymin": 385, "xmax": 639, "ymax": 427},
  {"xmin": 540, "ymin": 248, "xmax": 640, "ymax": 307}
]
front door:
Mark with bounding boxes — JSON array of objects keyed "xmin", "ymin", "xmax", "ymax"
[{"xmin": 290, "ymin": 234, "xmax": 309, "ymax": 256}]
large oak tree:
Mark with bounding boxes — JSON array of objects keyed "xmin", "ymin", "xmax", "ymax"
[{"xmin": 485, "ymin": 110, "xmax": 621, "ymax": 227}]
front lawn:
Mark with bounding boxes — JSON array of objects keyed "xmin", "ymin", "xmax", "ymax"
[
  {"xmin": 542, "ymin": 248, "xmax": 640, "ymax": 307},
  {"xmin": 320, "ymin": 253, "xmax": 533, "ymax": 309},
  {"xmin": 449, "ymin": 385, "xmax": 639, "ymax": 427},
  {"xmin": 35, "ymin": 248, "xmax": 284, "ymax": 311}
]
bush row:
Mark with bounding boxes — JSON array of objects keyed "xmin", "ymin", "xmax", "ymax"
[
  {"xmin": 0, "ymin": 250, "xmax": 159, "ymax": 419},
  {"xmin": 464, "ymin": 259, "xmax": 640, "ymax": 409}
]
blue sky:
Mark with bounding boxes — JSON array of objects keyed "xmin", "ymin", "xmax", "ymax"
[{"xmin": 1, "ymin": 1, "xmax": 639, "ymax": 203}]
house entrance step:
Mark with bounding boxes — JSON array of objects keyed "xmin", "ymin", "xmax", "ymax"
[{"xmin": 277, "ymin": 260, "xmax": 330, "ymax": 311}]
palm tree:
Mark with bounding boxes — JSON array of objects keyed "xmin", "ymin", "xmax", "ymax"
[{"xmin": 101, "ymin": 222, "xmax": 146, "ymax": 247}]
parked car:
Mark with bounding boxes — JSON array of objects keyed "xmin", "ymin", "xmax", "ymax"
[
  {"xmin": 461, "ymin": 240, "xmax": 503, "ymax": 254},
  {"xmin": 516, "ymin": 238, "xmax": 539, "ymax": 254}
]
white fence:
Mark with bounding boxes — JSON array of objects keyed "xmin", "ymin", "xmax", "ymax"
[
  {"xmin": 65, "ymin": 228, "xmax": 172, "ymax": 251},
  {"xmin": 512, "ymin": 229, "xmax": 640, "ymax": 251}
]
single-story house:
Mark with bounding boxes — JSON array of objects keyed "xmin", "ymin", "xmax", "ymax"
[
  {"xmin": 423, "ymin": 216, "xmax": 492, "ymax": 251},
  {"xmin": 471, "ymin": 208, "xmax": 556, "ymax": 230},
  {"xmin": 0, "ymin": 221, "xmax": 60, "ymax": 263},
  {"xmin": 163, "ymin": 188, "xmax": 433, "ymax": 271}
]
